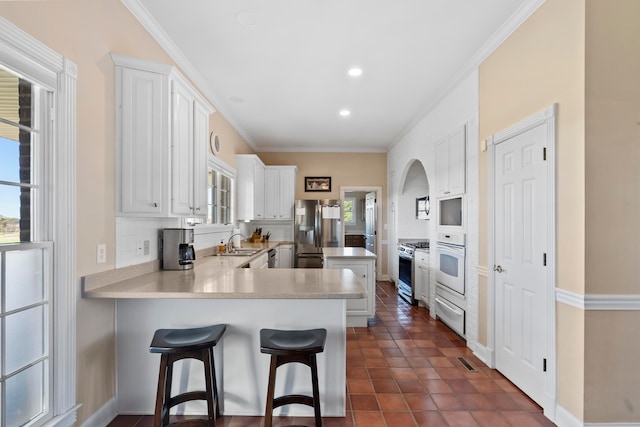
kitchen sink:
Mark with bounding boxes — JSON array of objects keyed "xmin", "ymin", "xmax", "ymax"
[{"xmin": 220, "ymin": 248, "xmax": 260, "ymax": 256}]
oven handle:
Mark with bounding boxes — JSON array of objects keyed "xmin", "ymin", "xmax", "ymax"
[
  {"xmin": 435, "ymin": 296, "xmax": 463, "ymax": 316},
  {"xmin": 435, "ymin": 243, "xmax": 465, "ymax": 256}
]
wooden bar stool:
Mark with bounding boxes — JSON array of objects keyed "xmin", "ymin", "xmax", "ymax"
[
  {"xmin": 260, "ymin": 328, "xmax": 327, "ymax": 427},
  {"xmin": 149, "ymin": 324, "xmax": 226, "ymax": 427}
]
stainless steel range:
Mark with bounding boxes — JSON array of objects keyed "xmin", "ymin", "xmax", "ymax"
[{"xmin": 397, "ymin": 241, "xmax": 429, "ymax": 305}]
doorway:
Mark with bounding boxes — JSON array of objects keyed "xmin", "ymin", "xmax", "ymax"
[
  {"xmin": 340, "ymin": 186, "xmax": 382, "ymax": 276},
  {"xmin": 489, "ymin": 105, "xmax": 557, "ymax": 415}
]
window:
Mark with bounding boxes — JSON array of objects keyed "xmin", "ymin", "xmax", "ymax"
[
  {"xmin": 207, "ymin": 156, "xmax": 234, "ymax": 226},
  {"xmin": 343, "ymin": 197, "xmax": 356, "ymax": 226},
  {"xmin": 0, "ymin": 66, "xmax": 55, "ymax": 427},
  {"xmin": 0, "ymin": 17, "xmax": 77, "ymax": 427}
]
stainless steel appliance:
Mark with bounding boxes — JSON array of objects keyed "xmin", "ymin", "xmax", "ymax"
[
  {"xmin": 435, "ymin": 231, "xmax": 466, "ymax": 337},
  {"xmin": 294, "ymin": 199, "xmax": 342, "ymax": 268},
  {"xmin": 268, "ymin": 248, "xmax": 276, "ymax": 268},
  {"xmin": 161, "ymin": 228, "xmax": 196, "ymax": 270},
  {"xmin": 397, "ymin": 240, "xmax": 429, "ymax": 305}
]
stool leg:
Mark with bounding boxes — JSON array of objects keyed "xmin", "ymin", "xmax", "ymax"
[
  {"xmin": 264, "ymin": 355, "xmax": 278, "ymax": 427},
  {"xmin": 163, "ymin": 355, "xmax": 174, "ymax": 427},
  {"xmin": 202, "ymin": 348, "xmax": 216, "ymax": 427},
  {"xmin": 154, "ymin": 354, "xmax": 169, "ymax": 427},
  {"xmin": 309, "ymin": 354, "xmax": 322, "ymax": 427},
  {"xmin": 208, "ymin": 347, "xmax": 220, "ymax": 418}
]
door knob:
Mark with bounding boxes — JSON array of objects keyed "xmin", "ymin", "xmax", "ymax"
[{"xmin": 493, "ymin": 265, "xmax": 503, "ymax": 273}]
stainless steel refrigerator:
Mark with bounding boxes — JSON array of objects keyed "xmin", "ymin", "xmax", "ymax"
[{"xmin": 294, "ymin": 199, "xmax": 342, "ymax": 268}]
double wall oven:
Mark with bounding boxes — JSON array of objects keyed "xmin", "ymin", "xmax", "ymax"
[
  {"xmin": 435, "ymin": 231, "xmax": 466, "ymax": 337},
  {"xmin": 397, "ymin": 241, "xmax": 429, "ymax": 305}
]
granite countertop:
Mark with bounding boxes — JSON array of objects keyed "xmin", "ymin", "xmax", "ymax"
[
  {"xmin": 322, "ymin": 247, "xmax": 377, "ymax": 259},
  {"xmin": 82, "ymin": 241, "xmax": 366, "ymax": 300}
]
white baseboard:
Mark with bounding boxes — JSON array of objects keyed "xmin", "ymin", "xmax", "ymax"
[
  {"xmin": 79, "ymin": 398, "xmax": 117, "ymax": 427},
  {"xmin": 470, "ymin": 340, "xmax": 494, "ymax": 368},
  {"xmin": 555, "ymin": 404, "xmax": 640, "ymax": 427},
  {"xmin": 378, "ymin": 274, "xmax": 390, "ymax": 281}
]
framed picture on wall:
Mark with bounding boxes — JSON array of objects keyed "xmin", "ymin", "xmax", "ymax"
[
  {"xmin": 416, "ymin": 196, "xmax": 429, "ymax": 219},
  {"xmin": 305, "ymin": 176, "xmax": 331, "ymax": 192}
]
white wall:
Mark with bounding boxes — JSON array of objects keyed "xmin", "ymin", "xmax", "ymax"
[{"xmin": 387, "ymin": 70, "xmax": 479, "ymax": 345}]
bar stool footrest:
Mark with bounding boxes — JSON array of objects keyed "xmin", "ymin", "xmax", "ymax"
[
  {"xmin": 273, "ymin": 394, "xmax": 314, "ymax": 409},
  {"xmin": 168, "ymin": 391, "xmax": 208, "ymax": 408}
]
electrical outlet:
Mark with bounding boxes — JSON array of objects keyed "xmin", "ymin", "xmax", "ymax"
[
  {"xmin": 136, "ymin": 241, "xmax": 143, "ymax": 256},
  {"xmin": 97, "ymin": 244, "xmax": 106, "ymax": 264},
  {"xmin": 143, "ymin": 240, "xmax": 150, "ymax": 256}
]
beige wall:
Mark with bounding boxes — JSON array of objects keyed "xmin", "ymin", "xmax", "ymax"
[
  {"xmin": 258, "ymin": 152, "xmax": 388, "ymax": 275},
  {"xmin": 0, "ymin": 1, "xmax": 246, "ymax": 423},
  {"xmin": 583, "ymin": 0, "xmax": 640, "ymax": 421},
  {"xmin": 480, "ymin": 0, "xmax": 640, "ymax": 422},
  {"xmin": 211, "ymin": 112, "xmax": 255, "ymax": 167},
  {"xmin": 479, "ymin": 0, "xmax": 586, "ymax": 419}
]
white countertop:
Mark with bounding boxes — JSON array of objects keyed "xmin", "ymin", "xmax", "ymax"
[
  {"xmin": 82, "ymin": 242, "xmax": 366, "ymax": 299},
  {"xmin": 322, "ymin": 247, "xmax": 377, "ymax": 259}
]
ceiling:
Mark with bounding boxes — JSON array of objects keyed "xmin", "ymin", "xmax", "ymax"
[{"xmin": 127, "ymin": 0, "xmax": 539, "ymax": 153}]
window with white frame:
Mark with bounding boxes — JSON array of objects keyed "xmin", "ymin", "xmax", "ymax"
[
  {"xmin": 207, "ymin": 156, "xmax": 234, "ymax": 226},
  {"xmin": 343, "ymin": 197, "xmax": 356, "ymax": 226},
  {"xmin": 0, "ymin": 16, "xmax": 77, "ymax": 427},
  {"xmin": 0, "ymin": 66, "xmax": 54, "ymax": 427}
]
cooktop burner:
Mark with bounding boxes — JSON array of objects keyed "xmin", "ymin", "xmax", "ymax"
[{"xmin": 398, "ymin": 241, "xmax": 429, "ymax": 249}]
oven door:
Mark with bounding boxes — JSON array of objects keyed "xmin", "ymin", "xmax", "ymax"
[
  {"xmin": 398, "ymin": 252, "xmax": 414, "ymax": 303},
  {"xmin": 435, "ymin": 243, "xmax": 465, "ymax": 295}
]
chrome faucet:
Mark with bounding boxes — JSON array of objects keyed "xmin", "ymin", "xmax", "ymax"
[{"xmin": 226, "ymin": 233, "xmax": 246, "ymax": 252}]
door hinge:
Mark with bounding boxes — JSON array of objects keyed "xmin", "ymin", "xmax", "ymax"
[
  {"xmin": 543, "ymin": 358, "xmax": 547, "ymax": 372},
  {"xmin": 543, "ymin": 253, "xmax": 547, "ymax": 266},
  {"xmin": 50, "ymin": 107, "xmax": 55, "ymax": 121},
  {"xmin": 543, "ymin": 147, "xmax": 547, "ymax": 161}
]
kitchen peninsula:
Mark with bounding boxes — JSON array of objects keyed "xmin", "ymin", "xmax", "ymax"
[{"xmin": 82, "ymin": 246, "xmax": 366, "ymax": 417}]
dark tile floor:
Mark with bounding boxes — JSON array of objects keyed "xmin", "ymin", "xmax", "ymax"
[{"xmin": 108, "ymin": 281, "xmax": 556, "ymax": 427}]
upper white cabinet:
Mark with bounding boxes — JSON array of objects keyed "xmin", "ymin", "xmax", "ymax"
[
  {"xmin": 112, "ymin": 53, "xmax": 213, "ymax": 217},
  {"xmin": 236, "ymin": 154, "xmax": 265, "ymax": 221},
  {"xmin": 434, "ymin": 125, "xmax": 466, "ymax": 198},
  {"xmin": 236, "ymin": 155, "xmax": 296, "ymax": 221},
  {"xmin": 264, "ymin": 166, "xmax": 296, "ymax": 220}
]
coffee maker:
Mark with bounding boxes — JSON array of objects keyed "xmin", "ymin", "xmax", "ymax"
[{"xmin": 161, "ymin": 228, "xmax": 196, "ymax": 270}]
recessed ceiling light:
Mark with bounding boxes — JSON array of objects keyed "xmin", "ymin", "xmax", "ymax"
[
  {"xmin": 348, "ymin": 67, "xmax": 363, "ymax": 77},
  {"xmin": 339, "ymin": 109, "xmax": 351, "ymax": 117}
]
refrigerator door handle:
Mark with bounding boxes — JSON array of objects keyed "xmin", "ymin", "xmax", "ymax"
[{"xmin": 315, "ymin": 203, "xmax": 321, "ymax": 249}]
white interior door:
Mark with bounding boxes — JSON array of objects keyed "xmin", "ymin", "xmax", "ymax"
[
  {"xmin": 365, "ymin": 192, "xmax": 376, "ymax": 253},
  {"xmin": 493, "ymin": 122, "xmax": 549, "ymax": 407}
]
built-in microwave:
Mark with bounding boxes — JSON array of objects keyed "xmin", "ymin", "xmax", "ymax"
[{"xmin": 438, "ymin": 196, "xmax": 463, "ymax": 227}]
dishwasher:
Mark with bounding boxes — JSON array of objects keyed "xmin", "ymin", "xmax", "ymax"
[{"xmin": 267, "ymin": 249, "xmax": 277, "ymax": 268}]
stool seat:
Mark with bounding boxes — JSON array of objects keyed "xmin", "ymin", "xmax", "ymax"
[
  {"xmin": 151, "ymin": 324, "xmax": 226, "ymax": 353},
  {"xmin": 150, "ymin": 324, "xmax": 226, "ymax": 427},
  {"xmin": 260, "ymin": 328, "xmax": 326, "ymax": 355},
  {"xmin": 260, "ymin": 328, "xmax": 327, "ymax": 427}
]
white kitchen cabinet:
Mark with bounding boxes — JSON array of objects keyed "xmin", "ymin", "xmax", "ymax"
[
  {"xmin": 112, "ymin": 53, "xmax": 213, "ymax": 218},
  {"xmin": 236, "ymin": 156, "xmax": 296, "ymax": 221},
  {"xmin": 249, "ymin": 252, "xmax": 269, "ymax": 269},
  {"xmin": 414, "ymin": 249, "xmax": 430, "ymax": 308},
  {"xmin": 324, "ymin": 248, "xmax": 376, "ymax": 327},
  {"xmin": 236, "ymin": 154, "xmax": 266, "ymax": 221},
  {"xmin": 264, "ymin": 166, "xmax": 296, "ymax": 220},
  {"xmin": 434, "ymin": 125, "xmax": 466, "ymax": 198},
  {"xmin": 278, "ymin": 244, "xmax": 294, "ymax": 268}
]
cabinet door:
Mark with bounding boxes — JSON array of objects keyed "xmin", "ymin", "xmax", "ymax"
[
  {"xmin": 254, "ymin": 162, "xmax": 265, "ymax": 219},
  {"xmin": 192, "ymin": 102, "xmax": 209, "ymax": 216},
  {"xmin": 278, "ymin": 168, "xmax": 295, "ymax": 220},
  {"xmin": 171, "ymin": 80, "xmax": 195, "ymax": 216},
  {"xmin": 264, "ymin": 168, "xmax": 279, "ymax": 219},
  {"xmin": 118, "ymin": 67, "xmax": 166, "ymax": 214},
  {"xmin": 278, "ymin": 244, "xmax": 293, "ymax": 268},
  {"xmin": 447, "ymin": 126, "xmax": 466, "ymax": 196},
  {"xmin": 434, "ymin": 137, "xmax": 449, "ymax": 198},
  {"xmin": 326, "ymin": 260, "xmax": 372, "ymax": 315}
]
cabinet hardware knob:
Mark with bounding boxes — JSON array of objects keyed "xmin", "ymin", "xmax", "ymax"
[
  {"xmin": 493, "ymin": 265, "xmax": 503, "ymax": 273},
  {"xmin": 153, "ymin": 202, "xmax": 158, "ymax": 207}
]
